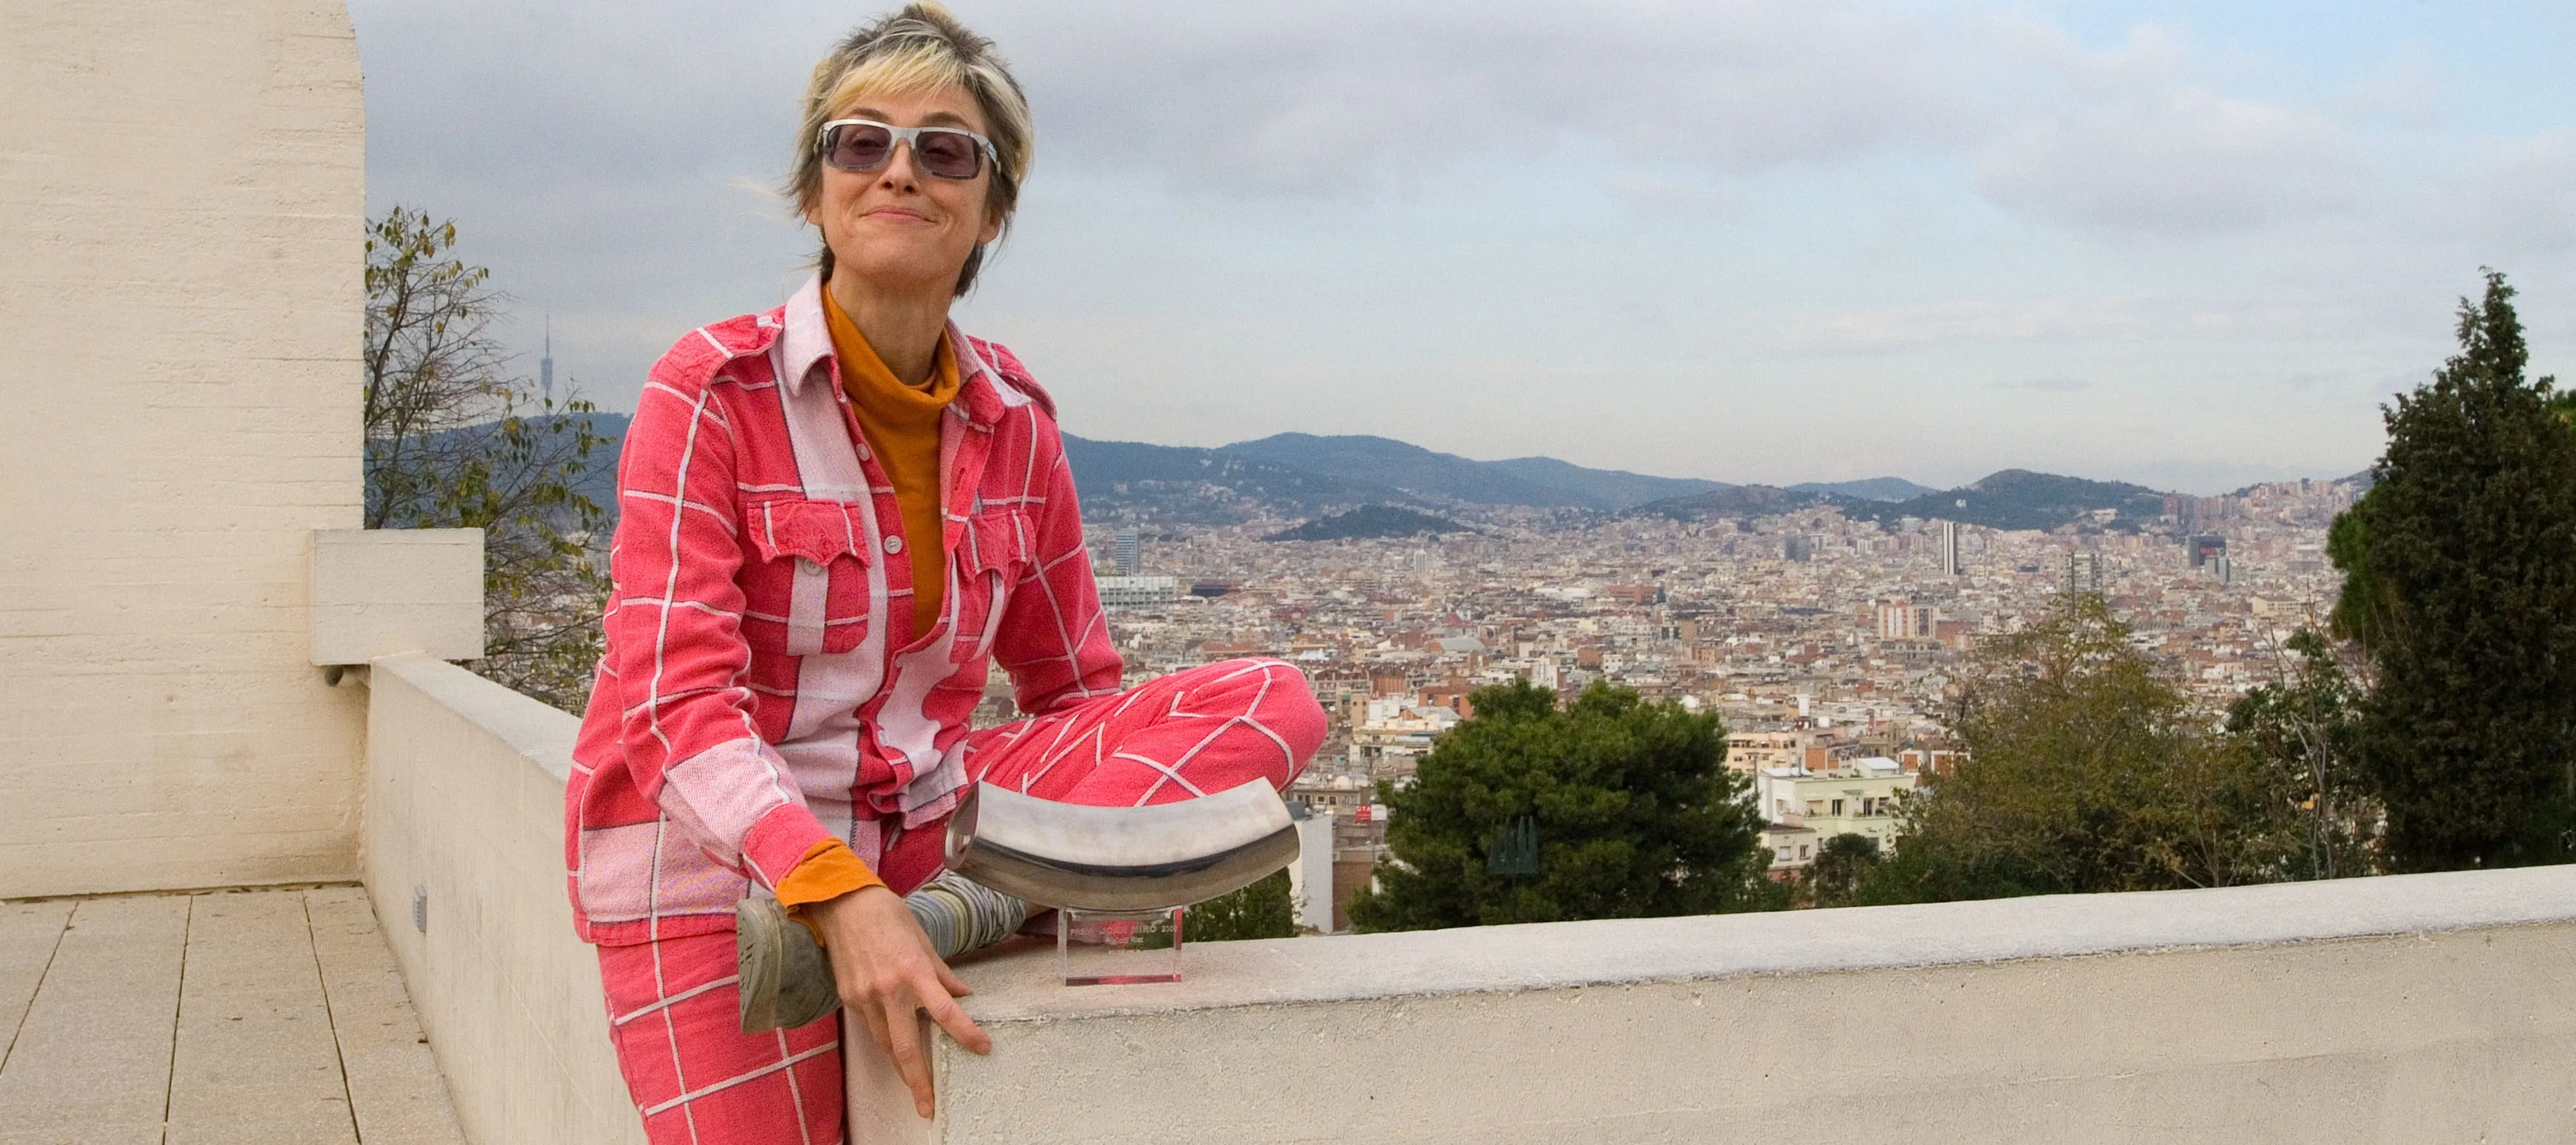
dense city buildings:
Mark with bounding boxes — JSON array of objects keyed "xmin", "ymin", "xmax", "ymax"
[{"xmin": 1072, "ymin": 476, "xmax": 2360, "ymax": 880}]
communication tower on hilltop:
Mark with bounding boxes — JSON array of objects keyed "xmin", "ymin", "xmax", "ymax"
[{"xmin": 540, "ymin": 317, "xmax": 554, "ymax": 406}]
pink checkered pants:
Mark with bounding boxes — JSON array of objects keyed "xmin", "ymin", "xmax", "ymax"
[{"xmin": 597, "ymin": 659, "xmax": 1326, "ymax": 1143}]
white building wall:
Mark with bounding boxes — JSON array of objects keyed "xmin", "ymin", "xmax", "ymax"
[
  {"xmin": 1287, "ymin": 813, "xmax": 1335, "ymax": 934},
  {"xmin": 0, "ymin": 1, "xmax": 370, "ymax": 895}
]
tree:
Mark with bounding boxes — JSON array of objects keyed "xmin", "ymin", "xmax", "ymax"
[
  {"xmin": 1184, "ymin": 869, "xmax": 1296, "ymax": 942},
  {"xmin": 2337, "ymin": 270, "xmax": 2576, "ymax": 870},
  {"xmin": 1348, "ymin": 680, "xmax": 1781, "ymax": 933},
  {"xmin": 2324, "ymin": 502, "xmax": 2389, "ymax": 653},
  {"xmin": 2225, "ymin": 629, "xmax": 2375, "ymax": 881},
  {"xmin": 1804, "ymin": 833, "xmax": 1881, "ymax": 909},
  {"xmin": 1865, "ymin": 595, "xmax": 2305, "ymax": 904},
  {"xmin": 365, "ymin": 207, "xmax": 614, "ymax": 711}
]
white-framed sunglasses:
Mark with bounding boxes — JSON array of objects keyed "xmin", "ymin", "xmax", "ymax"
[{"xmin": 815, "ymin": 118, "xmax": 997, "ymax": 181}]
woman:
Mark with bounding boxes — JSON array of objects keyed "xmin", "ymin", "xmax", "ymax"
[{"xmin": 562, "ymin": 6, "xmax": 1328, "ymax": 1140}]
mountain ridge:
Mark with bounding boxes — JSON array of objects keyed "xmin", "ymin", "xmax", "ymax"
[{"xmin": 532, "ymin": 420, "xmax": 2355, "ymax": 535}]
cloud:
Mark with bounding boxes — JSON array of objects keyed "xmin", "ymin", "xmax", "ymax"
[
  {"xmin": 1599, "ymin": 175, "xmax": 1749, "ymax": 216},
  {"xmin": 2439, "ymin": 129, "xmax": 2576, "ymax": 253},
  {"xmin": 1974, "ymin": 85, "xmax": 2366, "ymax": 233},
  {"xmin": 1757, "ymin": 291, "xmax": 2409, "ymax": 359},
  {"xmin": 1993, "ymin": 377, "xmax": 2091, "ymax": 392},
  {"xmin": 1763, "ymin": 297, "xmax": 2151, "ymax": 357},
  {"xmin": 1005, "ymin": 3, "xmax": 2374, "ymax": 238},
  {"xmin": 999, "ymin": 0, "xmax": 1984, "ymax": 198},
  {"xmin": 1959, "ymin": 23, "xmax": 2369, "ymax": 233},
  {"xmin": 355, "ymin": 1, "xmax": 2378, "ymax": 231}
]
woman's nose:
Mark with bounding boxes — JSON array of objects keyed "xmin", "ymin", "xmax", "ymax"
[{"xmin": 877, "ymin": 141, "xmax": 923, "ymax": 190}]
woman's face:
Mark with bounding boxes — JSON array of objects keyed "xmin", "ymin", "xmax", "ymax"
[{"xmin": 808, "ymin": 85, "xmax": 1003, "ymax": 297}]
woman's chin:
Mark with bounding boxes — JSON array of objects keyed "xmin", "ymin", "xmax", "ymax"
[{"xmin": 830, "ymin": 254, "xmax": 966, "ymax": 298}]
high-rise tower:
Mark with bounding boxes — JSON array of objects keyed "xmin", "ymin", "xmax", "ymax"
[{"xmin": 2064, "ymin": 551, "xmax": 2103, "ymax": 595}]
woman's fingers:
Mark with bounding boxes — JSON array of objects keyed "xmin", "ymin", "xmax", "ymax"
[
  {"xmin": 880, "ymin": 988, "xmax": 937, "ymax": 1118},
  {"xmin": 917, "ymin": 976, "xmax": 992, "ymax": 1055},
  {"xmin": 854, "ymin": 995, "xmax": 902, "ymax": 1096},
  {"xmin": 806, "ymin": 882, "xmax": 993, "ymax": 1118}
]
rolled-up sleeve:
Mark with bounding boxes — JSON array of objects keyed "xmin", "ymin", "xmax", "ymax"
[{"xmin": 605, "ymin": 373, "xmax": 829, "ymax": 890}]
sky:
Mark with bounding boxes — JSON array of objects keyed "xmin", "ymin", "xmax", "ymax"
[{"xmin": 349, "ymin": 0, "xmax": 2576, "ymax": 495}]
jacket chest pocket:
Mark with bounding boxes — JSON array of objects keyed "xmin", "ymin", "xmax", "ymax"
[
  {"xmin": 743, "ymin": 497, "xmax": 876, "ymax": 656},
  {"xmin": 949, "ymin": 510, "xmax": 1031, "ymax": 663}
]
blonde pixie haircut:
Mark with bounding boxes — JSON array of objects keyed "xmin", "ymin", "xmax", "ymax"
[{"xmin": 792, "ymin": 3, "xmax": 1033, "ymax": 295}]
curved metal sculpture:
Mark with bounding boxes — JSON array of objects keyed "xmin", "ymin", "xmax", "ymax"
[{"xmin": 944, "ymin": 778, "xmax": 1301, "ymax": 912}]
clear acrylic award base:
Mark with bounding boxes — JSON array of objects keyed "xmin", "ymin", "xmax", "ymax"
[{"xmin": 1057, "ymin": 906, "xmax": 1182, "ymax": 986}]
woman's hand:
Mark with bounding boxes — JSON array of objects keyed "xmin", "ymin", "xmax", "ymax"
[{"xmin": 805, "ymin": 885, "xmax": 993, "ymax": 1118}]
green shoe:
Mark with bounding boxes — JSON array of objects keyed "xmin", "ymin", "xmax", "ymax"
[{"xmin": 736, "ymin": 896, "xmax": 838, "ymax": 1033}]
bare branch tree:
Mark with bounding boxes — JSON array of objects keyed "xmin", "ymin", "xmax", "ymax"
[{"xmin": 365, "ymin": 207, "xmax": 613, "ymax": 712}]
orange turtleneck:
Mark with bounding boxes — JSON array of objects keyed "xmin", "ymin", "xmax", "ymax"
[{"xmin": 820, "ymin": 284, "xmax": 959, "ymax": 641}]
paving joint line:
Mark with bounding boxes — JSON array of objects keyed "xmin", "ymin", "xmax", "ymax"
[
  {"xmin": 303, "ymin": 890, "xmax": 367, "ymax": 1143},
  {"xmin": 0, "ymin": 904, "xmax": 71, "ymax": 1075},
  {"xmin": 158, "ymin": 895, "xmax": 193, "ymax": 1145},
  {"xmin": 1, "ymin": 880, "xmax": 362, "ymax": 906}
]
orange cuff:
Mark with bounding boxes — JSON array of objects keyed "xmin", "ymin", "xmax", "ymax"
[{"xmin": 774, "ymin": 837, "xmax": 884, "ymax": 911}]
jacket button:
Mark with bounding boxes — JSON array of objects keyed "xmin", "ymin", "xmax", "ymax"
[{"xmin": 884, "ymin": 535, "xmax": 904, "ymax": 555}]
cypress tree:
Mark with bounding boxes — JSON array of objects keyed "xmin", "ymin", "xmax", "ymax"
[{"xmin": 2343, "ymin": 271, "xmax": 2576, "ymax": 869}]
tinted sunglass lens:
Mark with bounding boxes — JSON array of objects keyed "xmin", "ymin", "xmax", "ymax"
[
  {"xmin": 916, "ymin": 132, "xmax": 982, "ymax": 178},
  {"xmin": 827, "ymin": 124, "xmax": 894, "ymax": 171}
]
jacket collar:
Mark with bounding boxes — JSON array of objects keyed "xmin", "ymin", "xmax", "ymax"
[{"xmin": 779, "ymin": 272, "xmax": 1007, "ymax": 428}]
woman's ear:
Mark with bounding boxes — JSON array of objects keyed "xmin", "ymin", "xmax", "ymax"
[{"xmin": 976, "ymin": 205, "xmax": 1004, "ymax": 246}]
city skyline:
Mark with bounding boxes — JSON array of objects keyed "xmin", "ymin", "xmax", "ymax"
[{"xmin": 352, "ymin": 0, "xmax": 2576, "ymax": 495}]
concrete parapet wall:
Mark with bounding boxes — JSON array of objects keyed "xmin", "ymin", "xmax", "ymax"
[
  {"xmin": 0, "ymin": 0, "xmax": 370, "ymax": 896},
  {"xmin": 899, "ymin": 866, "xmax": 2576, "ymax": 1142},
  {"xmin": 361, "ymin": 655, "xmax": 643, "ymax": 1145},
  {"xmin": 351, "ymin": 650, "xmax": 2576, "ymax": 1143}
]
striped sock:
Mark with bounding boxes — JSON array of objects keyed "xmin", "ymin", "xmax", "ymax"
[{"xmin": 904, "ymin": 873, "xmax": 1031, "ymax": 959}]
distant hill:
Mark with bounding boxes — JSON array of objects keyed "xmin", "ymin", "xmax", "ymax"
[
  {"xmin": 1222, "ymin": 433, "xmax": 1730, "ymax": 511},
  {"xmin": 1634, "ymin": 468, "xmax": 2176, "ymax": 532},
  {"xmin": 2225, "ymin": 470, "xmax": 2378, "ymax": 498},
  {"xmin": 1266, "ymin": 505, "xmax": 1471, "ymax": 542},
  {"xmin": 381, "ymin": 411, "xmax": 633, "ymax": 530},
  {"xmin": 1222, "ymin": 433, "xmax": 1596, "ymax": 508},
  {"xmin": 1631, "ymin": 484, "xmax": 1832, "ymax": 521},
  {"xmin": 1789, "ymin": 476, "xmax": 1938, "ymax": 502},
  {"xmin": 1061, "ymin": 435, "xmax": 1407, "ymax": 522},
  {"xmin": 1854, "ymin": 469, "xmax": 2169, "ymax": 531},
  {"xmin": 556, "ymin": 412, "xmax": 631, "ymax": 523},
  {"xmin": 1064, "ymin": 431, "xmax": 1737, "ymax": 519},
  {"xmin": 1478, "ymin": 456, "xmax": 1730, "ymax": 508}
]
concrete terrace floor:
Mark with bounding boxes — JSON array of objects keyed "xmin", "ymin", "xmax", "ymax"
[{"xmin": 0, "ymin": 887, "xmax": 465, "ymax": 1145}]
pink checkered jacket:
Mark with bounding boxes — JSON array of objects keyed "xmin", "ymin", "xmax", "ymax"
[{"xmin": 564, "ymin": 276, "xmax": 1122, "ymax": 946}]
